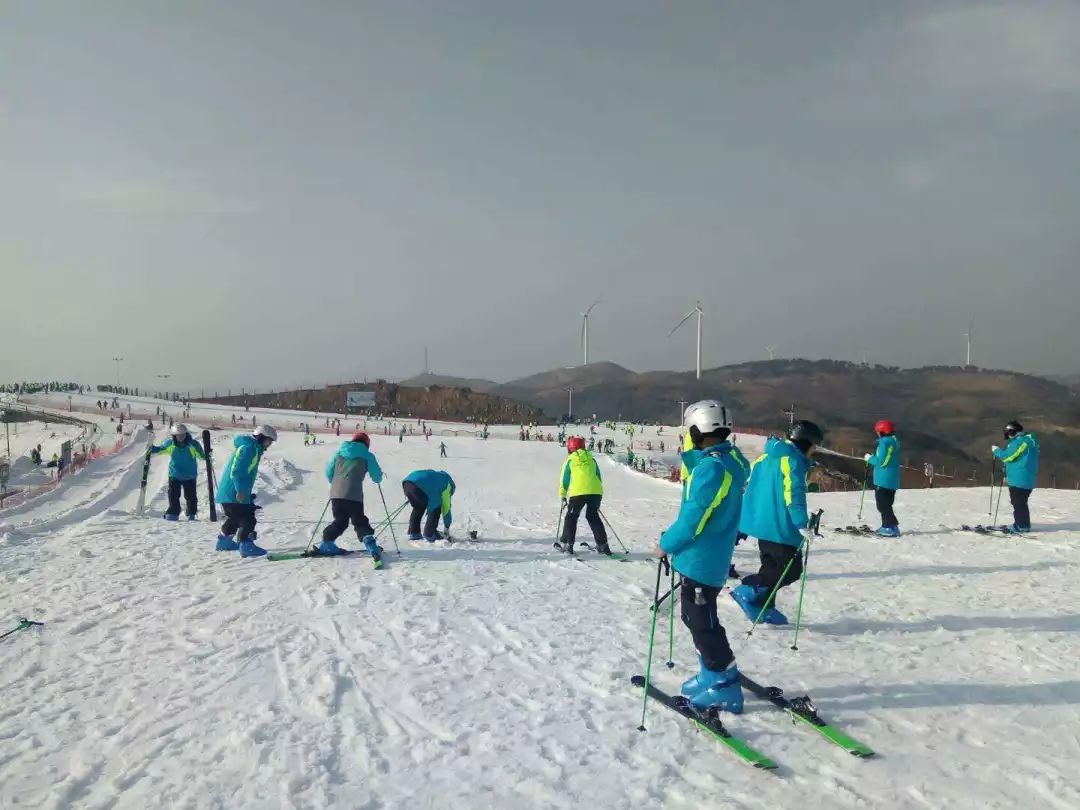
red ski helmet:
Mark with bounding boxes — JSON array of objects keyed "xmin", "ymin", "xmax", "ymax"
[
  {"xmin": 874, "ymin": 420, "xmax": 895, "ymax": 436},
  {"xmin": 351, "ymin": 431, "xmax": 371, "ymax": 446},
  {"xmin": 566, "ymin": 436, "xmax": 585, "ymax": 453}
]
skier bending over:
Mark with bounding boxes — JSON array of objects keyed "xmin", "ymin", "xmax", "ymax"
[
  {"xmin": 403, "ymin": 469, "xmax": 455, "ymax": 541},
  {"xmin": 557, "ymin": 436, "xmax": 610, "ymax": 555},
  {"xmin": 151, "ymin": 422, "xmax": 205, "ymax": 521},
  {"xmin": 992, "ymin": 420, "xmax": 1040, "ymax": 534},
  {"xmin": 864, "ymin": 419, "xmax": 901, "ymax": 536},
  {"xmin": 317, "ymin": 432, "xmax": 384, "ymax": 561},
  {"xmin": 215, "ymin": 424, "xmax": 277, "ymax": 558},
  {"xmin": 658, "ymin": 399, "xmax": 747, "ymax": 711},
  {"xmin": 731, "ymin": 420, "xmax": 824, "ymax": 625}
]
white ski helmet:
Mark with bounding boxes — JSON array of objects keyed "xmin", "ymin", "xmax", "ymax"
[
  {"xmin": 683, "ymin": 399, "xmax": 733, "ymax": 435},
  {"xmin": 253, "ymin": 424, "xmax": 278, "ymax": 443},
  {"xmin": 170, "ymin": 423, "xmax": 189, "ymax": 438}
]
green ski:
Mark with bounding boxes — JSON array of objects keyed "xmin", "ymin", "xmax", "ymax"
[
  {"xmin": 1, "ymin": 617, "xmax": 44, "ymax": 641},
  {"xmin": 740, "ymin": 674, "xmax": 875, "ymax": 758},
  {"xmin": 631, "ymin": 676, "xmax": 778, "ymax": 770}
]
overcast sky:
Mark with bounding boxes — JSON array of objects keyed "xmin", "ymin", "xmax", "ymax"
[{"xmin": 2, "ymin": 1, "xmax": 1079, "ymax": 392}]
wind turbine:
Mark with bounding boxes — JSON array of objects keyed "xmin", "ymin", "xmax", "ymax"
[
  {"xmin": 963, "ymin": 320, "xmax": 973, "ymax": 368},
  {"xmin": 669, "ymin": 300, "xmax": 704, "ymax": 380},
  {"xmin": 580, "ymin": 299, "xmax": 600, "ymax": 366},
  {"xmin": 765, "ymin": 345, "xmax": 777, "ymax": 360}
]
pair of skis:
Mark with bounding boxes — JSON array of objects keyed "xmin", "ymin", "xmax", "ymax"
[
  {"xmin": 266, "ymin": 546, "xmax": 384, "ymax": 569},
  {"xmin": 632, "ymin": 673, "xmax": 875, "ymax": 771},
  {"xmin": 960, "ymin": 524, "xmax": 1015, "ymax": 535},
  {"xmin": 832, "ymin": 524, "xmax": 876, "ymax": 536}
]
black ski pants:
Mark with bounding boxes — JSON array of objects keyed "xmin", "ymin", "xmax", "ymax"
[
  {"xmin": 323, "ymin": 498, "xmax": 375, "ymax": 542},
  {"xmin": 681, "ymin": 577, "xmax": 735, "ymax": 672},
  {"xmin": 403, "ymin": 481, "xmax": 440, "ymax": 537},
  {"xmin": 742, "ymin": 539, "xmax": 803, "ymax": 608},
  {"xmin": 221, "ymin": 502, "xmax": 257, "ymax": 542},
  {"xmin": 875, "ymin": 486, "xmax": 898, "ymax": 528},
  {"xmin": 559, "ymin": 494, "xmax": 607, "ymax": 547},
  {"xmin": 166, "ymin": 478, "xmax": 198, "ymax": 518},
  {"xmin": 1009, "ymin": 486, "xmax": 1032, "ymax": 530}
]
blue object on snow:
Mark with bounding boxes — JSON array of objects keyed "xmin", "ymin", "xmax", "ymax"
[
  {"xmin": 187, "ymin": 513, "xmax": 197, "ymax": 521},
  {"xmin": 876, "ymin": 526, "xmax": 901, "ymax": 537},
  {"xmin": 407, "ymin": 532, "xmax": 423, "ymax": 541},
  {"xmin": 215, "ymin": 534, "xmax": 239, "ymax": 551},
  {"xmin": 240, "ymin": 539, "xmax": 267, "ymax": 558},
  {"xmin": 731, "ymin": 584, "xmax": 788, "ymax": 625},
  {"xmin": 363, "ymin": 535, "xmax": 382, "ymax": 561},
  {"xmin": 688, "ymin": 664, "xmax": 744, "ymax": 713},
  {"xmin": 681, "ymin": 656, "xmax": 708, "ymax": 697},
  {"xmin": 164, "ymin": 514, "xmax": 179, "ymax": 522},
  {"xmin": 316, "ymin": 539, "xmax": 347, "ymax": 556}
]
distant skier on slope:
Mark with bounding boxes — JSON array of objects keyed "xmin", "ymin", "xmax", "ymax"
[
  {"xmin": 439, "ymin": 441, "xmax": 447, "ymax": 458},
  {"xmin": 316, "ymin": 432, "xmax": 383, "ymax": 560},
  {"xmin": 731, "ymin": 420, "xmax": 824, "ymax": 625},
  {"xmin": 657, "ymin": 399, "xmax": 747, "ymax": 711},
  {"xmin": 402, "ymin": 469, "xmax": 456, "ymax": 541},
  {"xmin": 150, "ymin": 423, "xmax": 206, "ymax": 521},
  {"xmin": 864, "ymin": 419, "xmax": 901, "ymax": 537},
  {"xmin": 992, "ymin": 420, "xmax": 1040, "ymax": 534},
  {"xmin": 214, "ymin": 424, "xmax": 277, "ymax": 558},
  {"xmin": 557, "ymin": 436, "xmax": 610, "ymax": 555}
]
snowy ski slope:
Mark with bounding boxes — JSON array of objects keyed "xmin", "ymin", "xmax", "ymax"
[{"xmin": 1, "ymin": 413, "xmax": 1079, "ymax": 809}]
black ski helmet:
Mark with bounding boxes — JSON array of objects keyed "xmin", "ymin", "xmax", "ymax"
[
  {"xmin": 1004, "ymin": 420, "xmax": 1024, "ymax": 439},
  {"xmin": 788, "ymin": 420, "xmax": 824, "ymax": 453}
]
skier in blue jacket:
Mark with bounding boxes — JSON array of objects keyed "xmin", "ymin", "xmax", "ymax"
[
  {"xmin": 658, "ymin": 400, "xmax": 747, "ymax": 712},
  {"xmin": 215, "ymin": 425, "xmax": 277, "ymax": 557},
  {"xmin": 864, "ymin": 419, "xmax": 901, "ymax": 537},
  {"xmin": 732, "ymin": 420, "xmax": 824, "ymax": 625},
  {"xmin": 402, "ymin": 469, "xmax": 455, "ymax": 541},
  {"xmin": 992, "ymin": 420, "xmax": 1040, "ymax": 533},
  {"xmin": 150, "ymin": 423, "xmax": 205, "ymax": 521}
]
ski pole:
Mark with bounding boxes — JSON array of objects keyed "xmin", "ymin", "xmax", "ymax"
[
  {"xmin": 598, "ymin": 509, "xmax": 630, "ymax": 554},
  {"xmin": 555, "ymin": 500, "xmax": 566, "ymax": 545},
  {"xmin": 666, "ymin": 564, "xmax": 677, "ymax": 669},
  {"xmin": 638, "ymin": 557, "xmax": 668, "ymax": 731},
  {"xmin": 377, "ymin": 482, "xmax": 401, "ymax": 555},
  {"xmin": 988, "ymin": 458, "xmax": 995, "ymax": 517},
  {"xmin": 305, "ymin": 499, "xmax": 332, "ymax": 552},
  {"xmin": 790, "ymin": 538, "xmax": 813, "ymax": 652},
  {"xmin": 372, "ymin": 500, "xmax": 407, "ymax": 532},
  {"xmin": 992, "ymin": 477, "xmax": 1005, "ymax": 527},
  {"xmin": 1, "ymin": 617, "xmax": 44, "ymax": 641},
  {"xmin": 856, "ymin": 462, "xmax": 869, "ymax": 521}
]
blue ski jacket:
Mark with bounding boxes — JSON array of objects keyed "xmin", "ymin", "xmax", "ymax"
[
  {"xmin": 739, "ymin": 437, "xmax": 811, "ymax": 547},
  {"xmin": 993, "ymin": 433, "xmax": 1040, "ymax": 490},
  {"xmin": 405, "ymin": 469, "xmax": 456, "ymax": 529},
  {"xmin": 217, "ymin": 434, "xmax": 265, "ymax": 504},
  {"xmin": 868, "ymin": 434, "xmax": 901, "ymax": 490},
  {"xmin": 660, "ymin": 442, "xmax": 748, "ymax": 588},
  {"xmin": 151, "ymin": 436, "xmax": 205, "ymax": 481}
]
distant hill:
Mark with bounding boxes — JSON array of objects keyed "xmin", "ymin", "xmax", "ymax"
[
  {"xmin": 490, "ymin": 359, "xmax": 1080, "ymax": 488},
  {"xmin": 399, "ymin": 373, "xmax": 498, "ymax": 393}
]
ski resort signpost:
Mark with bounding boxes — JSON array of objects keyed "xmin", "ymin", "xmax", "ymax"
[{"xmin": 345, "ymin": 390, "xmax": 375, "ymax": 415}]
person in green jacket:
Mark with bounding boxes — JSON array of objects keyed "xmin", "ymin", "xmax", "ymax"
[{"xmin": 557, "ymin": 437, "xmax": 610, "ymax": 555}]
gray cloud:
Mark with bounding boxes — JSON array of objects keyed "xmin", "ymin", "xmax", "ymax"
[{"xmin": 0, "ymin": 1, "xmax": 1077, "ymax": 393}]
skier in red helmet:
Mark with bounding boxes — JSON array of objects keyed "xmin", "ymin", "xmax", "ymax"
[
  {"xmin": 317, "ymin": 430, "xmax": 385, "ymax": 560},
  {"xmin": 864, "ymin": 420, "xmax": 901, "ymax": 537},
  {"xmin": 557, "ymin": 436, "xmax": 610, "ymax": 555}
]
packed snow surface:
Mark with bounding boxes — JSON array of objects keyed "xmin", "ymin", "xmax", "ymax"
[{"xmin": 2, "ymin": 409, "xmax": 1079, "ymax": 809}]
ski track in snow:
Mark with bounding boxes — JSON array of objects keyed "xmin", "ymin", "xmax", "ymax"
[{"xmin": 2, "ymin": 418, "xmax": 1080, "ymax": 809}]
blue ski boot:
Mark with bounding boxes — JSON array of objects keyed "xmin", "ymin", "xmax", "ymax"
[
  {"xmin": 1006, "ymin": 524, "xmax": 1028, "ymax": 535},
  {"xmin": 363, "ymin": 535, "xmax": 382, "ymax": 562},
  {"xmin": 239, "ymin": 536, "xmax": 267, "ymax": 558},
  {"xmin": 187, "ymin": 513, "xmax": 197, "ymax": 522},
  {"xmin": 681, "ymin": 656, "xmax": 708, "ymax": 697},
  {"xmin": 731, "ymin": 584, "xmax": 788, "ymax": 625},
  {"xmin": 215, "ymin": 533, "xmax": 239, "ymax": 551},
  {"xmin": 423, "ymin": 531, "xmax": 443, "ymax": 542},
  {"xmin": 164, "ymin": 514, "xmax": 179, "ymax": 522},
  {"xmin": 407, "ymin": 532, "xmax": 423, "ymax": 541},
  {"xmin": 875, "ymin": 526, "xmax": 900, "ymax": 538},
  {"xmin": 688, "ymin": 663, "xmax": 744, "ymax": 713},
  {"xmin": 315, "ymin": 539, "xmax": 347, "ymax": 556}
]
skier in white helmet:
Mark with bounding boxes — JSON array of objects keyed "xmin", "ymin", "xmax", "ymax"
[
  {"xmin": 656, "ymin": 400, "xmax": 750, "ymax": 713},
  {"xmin": 215, "ymin": 424, "xmax": 277, "ymax": 558},
  {"xmin": 150, "ymin": 423, "xmax": 206, "ymax": 521}
]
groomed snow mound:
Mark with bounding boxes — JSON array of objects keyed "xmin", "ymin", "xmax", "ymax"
[{"xmin": 2, "ymin": 425, "xmax": 1079, "ymax": 809}]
